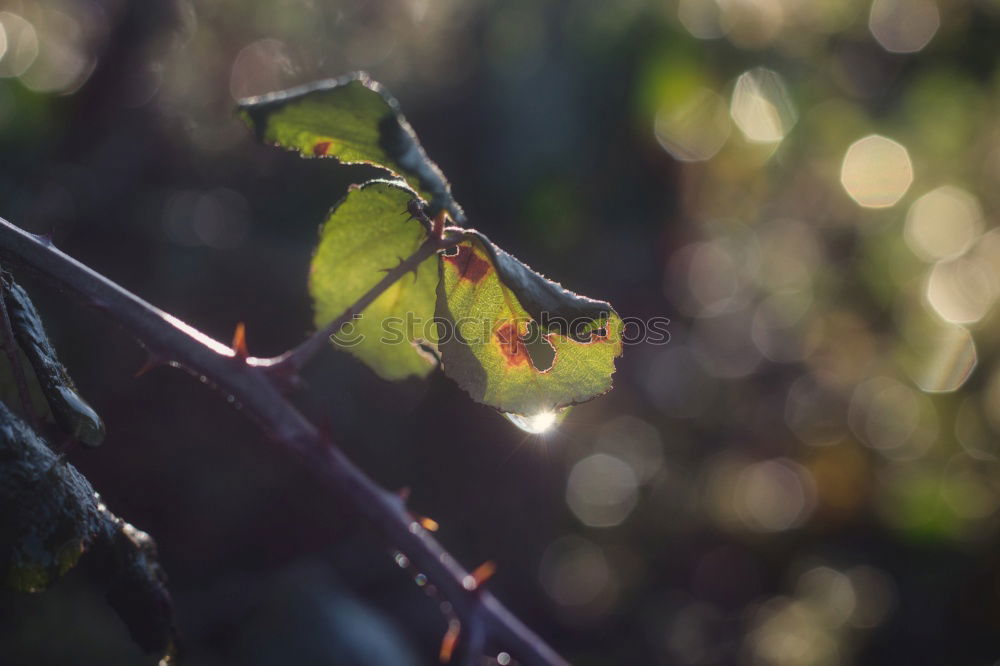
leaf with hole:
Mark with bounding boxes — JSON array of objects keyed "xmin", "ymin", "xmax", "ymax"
[
  {"xmin": 435, "ymin": 232, "xmax": 622, "ymax": 415},
  {"xmin": 243, "ymin": 74, "xmax": 623, "ymax": 416}
]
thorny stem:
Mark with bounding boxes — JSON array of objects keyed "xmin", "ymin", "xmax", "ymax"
[
  {"xmin": 0, "ymin": 218, "xmax": 564, "ymax": 666},
  {"xmin": 0, "ymin": 264, "xmax": 37, "ymax": 428}
]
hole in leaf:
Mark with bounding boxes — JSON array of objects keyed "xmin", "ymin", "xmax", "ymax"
[{"xmin": 523, "ymin": 320, "xmax": 556, "ymax": 371}]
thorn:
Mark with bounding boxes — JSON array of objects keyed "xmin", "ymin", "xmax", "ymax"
[
  {"xmin": 397, "ymin": 486, "xmax": 412, "ymax": 503},
  {"xmin": 379, "ymin": 256, "xmax": 420, "ymax": 282},
  {"xmin": 438, "ymin": 619, "xmax": 461, "ymax": 664},
  {"xmin": 231, "ymin": 322, "xmax": 249, "ymax": 358},
  {"xmin": 407, "ymin": 509, "xmax": 439, "ymax": 531},
  {"xmin": 406, "ymin": 199, "xmax": 431, "ymax": 227},
  {"xmin": 134, "ymin": 355, "xmax": 165, "ymax": 379},
  {"xmin": 378, "ymin": 256, "xmax": 404, "ymax": 273},
  {"xmin": 32, "ymin": 231, "xmax": 55, "ymax": 246},
  {"xmin": 466, "ymin": 561, "xmax": 496, "ymax": 590}
]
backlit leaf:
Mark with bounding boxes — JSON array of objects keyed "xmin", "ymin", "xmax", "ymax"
[
  {"xmin": 435, "ymin": 231, "xmax": 622, "ymax": 415},
  {"xmin": 242, "ymin": 75, "xmax": 624, "ymax": 412},
  {"xmin": 310, "ymin": 180, "xmax": 439, "ymax": 380},
  {"xmin": 238, "ymin": 71, "xmax": 463, "ymax": 221}
]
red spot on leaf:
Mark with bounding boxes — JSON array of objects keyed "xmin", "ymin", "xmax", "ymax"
[
  {"xmin": 313, "ymin": 141, "xmax": 332, "ymax": 156},
  {"xmin": 495, "ymin": 321, "xmax": 530, "ymax": 368},
  {"xmin": 444, "ymin": 244, "xmax": 490, "ymax": 283}
]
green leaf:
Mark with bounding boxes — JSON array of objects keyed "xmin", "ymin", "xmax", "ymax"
[
  {"xmin": 435, "ymin": 231, "xmax": 622, "ymax": 415},
  {"xmin": 238, "ymin": 72, "xmax": 464, "ymax": 222},
  {"xmin": 3, "ymin": 277, "xmax": 105, "ymax": 447},
  {"xmin": 310, "ymin": 180, "xmax": 439, "ymax": 380}
]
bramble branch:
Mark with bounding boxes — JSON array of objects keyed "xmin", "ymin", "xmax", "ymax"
[{"xmin": 0, "ymin": 217, "xmax": 565, "ymax": 666}]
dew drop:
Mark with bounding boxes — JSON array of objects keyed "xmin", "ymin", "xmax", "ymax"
[{"xmin": 504, "ymin": 410, "xmax": 563, "ymax": 434}]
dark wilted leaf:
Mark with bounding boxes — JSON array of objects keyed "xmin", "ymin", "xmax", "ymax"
[
  {"xmin": 3, "ymin": 277, "xmax": 104, "ymax": 447},
  {"xmin": 0, "ymin": 400, "xmax": 176, "ymax": 658}
]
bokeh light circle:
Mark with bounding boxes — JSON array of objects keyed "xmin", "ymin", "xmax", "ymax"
[
  {"xmin": 566, "ymin": 454, "xmax": 639, "ymax": 528},
  {"xmin": 655, "ymin": 88, "xmax": 731, "ymax": 162},
  {"xmin": 926, "ymin": 256, "xmax": 997, "ymax": 324},
  {"xmin": 869, "ymin": 0, "xmax": 940, "ymax": 54},
  {"xmin": 905, "ymin": 186, "xmax": 983, "ymax": 262},
  {"xmin": 840, "ymin": 135, "xmax": 913, "ymax": 208},
  {"xmin": 730, "ymin": 67, "xmax": 797, "ymax": 144},
  {"xmin": 0, "ymin": 12, "xmax": 39, "ymax": 78}
]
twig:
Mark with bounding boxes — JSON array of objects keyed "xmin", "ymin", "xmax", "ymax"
[
  {"xmin": 0, "ymin": 218, "xmax": 565, "ymax": 666},
  {"xmin": 250, "ymin": 231, "xmax": 462, "ymax": 378},
  {"xmin": 0, "ymin": 263, "xmax": 37, "ymax": 427}
]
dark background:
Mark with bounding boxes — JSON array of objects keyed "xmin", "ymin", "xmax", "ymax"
[{"xmin": 1, "ymin": 0, "xmax": 1000, "ymax": 664}]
